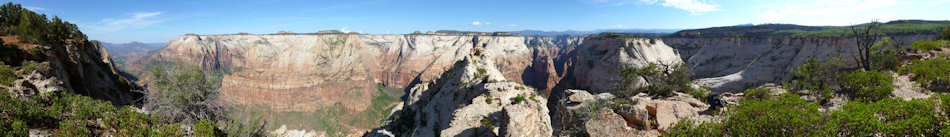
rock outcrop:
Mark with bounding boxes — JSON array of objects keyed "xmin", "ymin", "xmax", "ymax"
[
  {"xmin": 1, "ymin": 39, "xmax": 141, "ymax": 105},
  {"xmin": 369, "ymin": 48, "xmax": 553, "ymax": 137},
  {"xmin": 569, "ymin": 38, "xmax": 683, "ymax": 93},
  {"xmin": 552, "ymin": 90, "xmax": 711, "ymax": 137}
]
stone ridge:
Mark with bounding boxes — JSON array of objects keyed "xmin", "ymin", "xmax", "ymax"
[{"xmin": 368, "ymin": 48, "xmax": 553, "ymax": 137}]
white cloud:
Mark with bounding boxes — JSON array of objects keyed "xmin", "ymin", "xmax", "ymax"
[
  {"xmin": 584, "ymin": 0, "xmax": 719, "ymax": 15},
  {"xmin": 757, "ymin": 0, "xmax": 911, "ymax": 25},
  {"xmin": 504, "ymin": 24, "xmax": 519, "ymax": 28},
  {"xmin": 23, "ymin": 6, "xmax": 44, "ymax": 11},
  {"xmin": 657, "ymin": 0, "xmax": 719, "ymax": 15},
  {"xmin": 89, "ymin": 11, "xmax": 164, "ymax": 32},
  {"xmin": 609, "ymin": 25, "xmax": 625, "ymax": 29},
  {"xmin": 471, "ymin": 21, "xmax": 491, "ymax": 26}
]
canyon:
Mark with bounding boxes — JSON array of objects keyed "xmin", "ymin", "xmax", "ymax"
[{"xmin": 129, "ymin": 32, "xmax": 937, "ymax": 136}]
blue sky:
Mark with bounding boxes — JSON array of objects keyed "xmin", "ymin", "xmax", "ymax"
[{"xmin": 5, "ymin": 0, "xmax": 950, "ymax": 43}]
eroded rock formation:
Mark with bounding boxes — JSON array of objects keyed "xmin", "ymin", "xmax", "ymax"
[
  {"xmin": 368, "ymin": 48, "xmax": 553, "ymax": 137},
  {"xmin": 1, "ymin": 40, "xmax": 141, "ymax": 105}
]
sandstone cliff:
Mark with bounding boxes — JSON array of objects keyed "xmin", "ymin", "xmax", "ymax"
[
  {"xmin": 664, "ymin": 35, "xmax": 937, "ymax": 91},
  {"xmin": 367, "ymin": 48, "xmax": 553, "ymax": 137},
  {"xmin": 134, "ymin": 32, "xmax": 942, "ymax": 136},
  {"xmin": 1, "ymin": 39, "xmax": 141, "ymax": 105}
]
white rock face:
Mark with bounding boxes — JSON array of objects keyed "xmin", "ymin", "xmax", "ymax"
[
  {"xmin": 271, "ymin": 125, "xmax": 321, "ymax": 137},
  {"xmin": 571, "ymin": 38, "xmax": 684, "ymax": 93},
  {"xmin": 665, "ymin": 35, "xmax": 936, "ymax": 92},
  {"xmin": 372, "ymin": 49, "xmax": 553, "ymax": 137}
]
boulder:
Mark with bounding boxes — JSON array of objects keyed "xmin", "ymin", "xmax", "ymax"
[
  {"xmin": 584, "ymin": 109, "xmax": 637, "ymax": 137},
  {"xmin": 616, "ymin": 104, "xmax": 652, "ymax": 129}
]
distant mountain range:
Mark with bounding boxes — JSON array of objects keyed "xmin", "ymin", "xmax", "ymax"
[
  {"xmin": 670, "ymin": 20, "xmax": 950, "ymax": 38},
  {"xmin": 101, "ymin": 41, "xmax": 166, "ymax": 54},
  {"xmin": 509, "ymin": 28, "xmax": 680, "ymax": 36},
  {"xmin": 100, "ymin": 42, "xmax": 166, "ymax": 72}
]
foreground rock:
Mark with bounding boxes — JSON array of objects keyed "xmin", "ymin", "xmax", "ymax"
[
  {"xmin": 1, "ymin": 39, "xmax": 141, "ymax": 105},
  {"xmin": 367, "ymin": 48, "xmax": 552, "ymax": 137},
  {"xmin": 553, "ymin": 90, "xmax": 711, "ymax": 137}
]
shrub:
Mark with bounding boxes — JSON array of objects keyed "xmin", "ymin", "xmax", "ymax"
[
  {"xmin": 909, "ymin": 40, "xmax": 944, "ymax": 52},
  {"xmin": 147, "ymin": 64, "xmax": 225, "ymax": 124},
  {"xmin": 786, "ymin": 58, "xmax": 841, "ymax": 93},
  {"xmin": 870, "ymin": 38, "xmax": 900, "ymax": 71},
  {"xmin": 665, "ymin": 95, "xmax": 950, "ymax": 136},
  {"xmin": 618, "ymin": 63, "xmax": 694, "ymax": 98},
  {"xmin": 0, "ymin": 120, "xmax": 28, "ymax": 136},
  {"xmin": 664, "ymin": 119, "xmax": 723, "ymax": 137},
  {"xmin": 0, "ymin": 62, "xmax": 14, "ymax": 86},
  {"xmin": 480, "ymin": 118, "xmax": 494, "ymax": 129},
  {"xmin": 0, "ymin": 89, "xmax": 197, "ymax": 136},
  {"xmin": 940, "ymin": 24, "xmax": 950, "ymax": 40},
  {"xmin": 719, "ymin": 93, "xmax": 824, "ymax": 136},
  {"xmin": 193, "ymin": 120, "xmax": 224, "ymax": 137},
  {"xmin": 510, "ymin": 94, "xmax": 525, "ymax": 105},
  {"xmin": 838, "ymin": 70, "xmax": 893, "ymax": 102},
  {"xmin": 873, "ymin": 98, "xmax": 941, "ymax": 136},
  {"xmin": 20, "ymin": 61, "xmax": 42, "ymax": 74},
  {"xmin": 900, "ymin": 58, "xmax": 950, "ymax": 91},
  {"xmin": 218, "ymin": 116, "xmax": 268, "ymax": 137},
  {"xmin": 56, "ymin": 119, "xmax": 91, "ymax": 136},
  {"xmin": 742, "ymin": 87, "xmax": 773, "ymax": 101},
  {"xmin": 687, "ymin": 86, "xmax": 710, "ymax": 101}
]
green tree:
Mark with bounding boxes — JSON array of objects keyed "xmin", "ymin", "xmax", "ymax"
[
  {"xmin": 941, "ymin": 24, "xmax": 950, "ymax": 40},
  {"xmin": 147, "ymin": 64, "xmax": 225, "ymax": 124},
  {"xmin": 851, "ymin": 21, "xmax": 882, "ymax": 70},
  {"xmin": 870, "ymin": 38, "xmax": 900, "ymax": 71},
  {"xmin": 618, "ymin": 63, "xmax": 694, "ymax": 98},
  {"xmin": 14, "ymin": 9, "xmax": 47, "ymax": 43},
  {"xmin": 0, "ymin": 2, "xmax": 23, "ymax": 30},
  {"xmin": 784, "ymin": 57, "xmax": 840, "ymax": 104}
]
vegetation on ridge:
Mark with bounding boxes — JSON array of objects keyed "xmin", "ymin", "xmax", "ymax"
[
  {"xmin": 665, "ymin": 94, "xmax": 950, "ymax": 137},
  {"xmin": 670, "ymin": 20, "xmax": 950, "ymax": 38}
]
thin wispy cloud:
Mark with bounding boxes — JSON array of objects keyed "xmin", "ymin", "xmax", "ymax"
[
  {"xmin": 471, "ymin": 21, "xmax": 491, "ymax": 26},
  {"xmin": 23, "ymin": 6, "xmax": 44, "ymax": 11},
  {"xmin": 582, "ymin": 0, "xmax": 719, "ymax": 15},
  {"xmin": 642, "ymin": 0, "xmax": 719, "ymax": 15},
  {"xmin": 89, "ymin": 11, "xmax": 164, "ymax": 33},
  {"xmin": 757, "ymin": 0, "xmax": 922, "ymax": 25}
]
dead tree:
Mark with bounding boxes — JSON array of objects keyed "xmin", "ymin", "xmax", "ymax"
[{"xmin": 851, "ymin": 21, "xmax": 882, "ymax": 71}]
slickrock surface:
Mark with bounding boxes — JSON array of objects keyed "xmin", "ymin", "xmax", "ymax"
[
  {"xmin": 552, "ymin": 90, "xmax": 710, "ymax": 137},
  {"xmin": 368, "ymin": 49, "xmax": 553, "ymax": 137}
]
